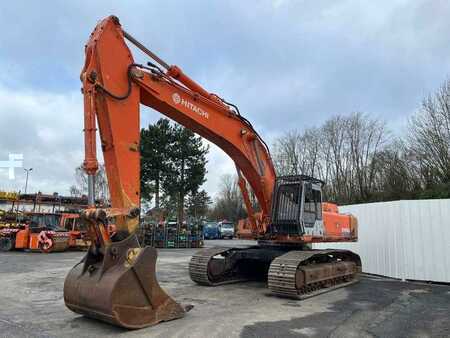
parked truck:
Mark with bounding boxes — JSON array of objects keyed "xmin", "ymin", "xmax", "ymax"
[{"xmin": 217, "ymin": 220, "xmax": 235, "ymax": 239}]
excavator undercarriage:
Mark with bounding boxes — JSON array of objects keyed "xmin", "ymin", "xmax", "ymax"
[{"xmin": 190, "ymin": 246, "xmax": 360, "ymax": 299}]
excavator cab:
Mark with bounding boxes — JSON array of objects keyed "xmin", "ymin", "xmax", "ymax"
[{"xmin": 270, "ymin": 175, "xmax": 324, "ymax": 236}]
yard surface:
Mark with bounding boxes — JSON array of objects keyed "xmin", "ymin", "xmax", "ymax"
[{"xmin": 0, "ymin": 240, "xmax": 449, "ymax": 338}]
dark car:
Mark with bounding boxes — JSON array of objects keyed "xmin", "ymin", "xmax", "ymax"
[{"xmin": 203, "ymin": 222, "xmax": 220, "ymax": 239}]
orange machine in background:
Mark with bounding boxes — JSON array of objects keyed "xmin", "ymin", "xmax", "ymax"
[
  {"xmin": 236, "ymin": 211, "xmax": 262, "ymax": 239},
  {"xmin": 0, "ymin": 212, "xmax": 89, "ymax": 252}
]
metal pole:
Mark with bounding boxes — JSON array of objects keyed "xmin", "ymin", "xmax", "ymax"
[
  {"xmin": 24, "ymin": 172, "xmax": 28, "ymax": 194},
  {"xmin": 122, "ymin": 30, "xmax": 170, "ymax": 70},
  {"xmin": 22, "ymin": 168, "xmax": 33, "ymax": 211},
  {"xmin": 23, "ymin": 168, "xmax": 32, "ymax": 194},
  {"xmin": 15, "ymin": 190, "xmax": 20, "ymax": 214},
  {"xmin": 87, "ymin": 174, "xmax": 95, "ymax": 206}
]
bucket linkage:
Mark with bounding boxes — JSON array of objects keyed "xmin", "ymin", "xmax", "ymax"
[{"xmin": 63, "ymin": 208, "xmax": 187, "ymax": 329}]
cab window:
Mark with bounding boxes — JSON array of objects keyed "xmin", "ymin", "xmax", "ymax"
[
  {"xmin": 303, "ymin": 184, "xmax": 322, "ymax": 223},
  {"xmin": 313, "ymin": 189, "xmax": 322, "ymax": 220}
]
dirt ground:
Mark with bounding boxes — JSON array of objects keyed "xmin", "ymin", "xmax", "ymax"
[{"xmin": 0, "ymin": 239, "xmax": 449, "ymax": 338}]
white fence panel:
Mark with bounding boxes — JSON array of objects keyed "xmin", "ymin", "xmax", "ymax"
[{"xmin": 313, "ymin": 199, "xmax": 450, "ymax": 283}]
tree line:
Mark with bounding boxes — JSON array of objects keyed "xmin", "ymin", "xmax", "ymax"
[
  {"xmin": 70, "ymin": 78, "xmax": 450, "ymax": 221},
  {"xmin": 208, "ymin": 174, "xmax": 248, "ymax": 223},
  {"xmin": 207, "ymin": 79, "xmax": 450, "ymax": 221},
  {"xmin": 273, "ymin": 79, "xmax": 450, "ymax": 204}
]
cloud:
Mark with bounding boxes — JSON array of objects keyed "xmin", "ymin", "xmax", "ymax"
[
  {"xmin": 0, "ymin": 85, "xmax": 83, "ymax": 193},
  {"xmin": 1, "ymin": 1, "xmax": 450, "ymax": 198},
  {"xmin": 202, "ymin": 141, "xmax": 236, "ymax": 199}
]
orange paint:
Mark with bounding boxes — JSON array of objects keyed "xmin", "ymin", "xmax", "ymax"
[
  {"xmin": 14, "ymin": 229, "xmax": 29, "ymax": 249},
  {"xmin": 80, "ymin": 16, "xmax": 358, "ymax": 247}
]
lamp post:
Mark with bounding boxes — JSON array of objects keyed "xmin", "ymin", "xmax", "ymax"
[{"xmin": 24, "ymin": 168, "xmax": 33, "ymax": 194}]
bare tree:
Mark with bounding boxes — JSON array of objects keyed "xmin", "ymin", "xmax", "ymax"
[
  {"xmin": 272, "ymin": 113, "xmax": 387, "ymax": 204},
  {"xmin": 209, "ymin": 174, "xmax": 246, "ymax": 222},
  {"xmin": 321, "ymin": 116, "xmax": 352, "ymax": 202},
  {"xmin": 346, "ymin": 112, "xmax": 387, "ymax": 201},
  {"xmin": 371, "ymin": 139, "xmax": 421, "ymax": 200},
  {"xmin": 69, "ymin": 164, "xmax": 109, "ymax": 204},
  {"xmin": 273, "ymin": 128, "xmax": 323, "ymax": 178},
  {"xmin": 408, "ymin": 80, "xmax": 450, "ymax": 186},
  {"xmin": 273, "ymin": 130, "xmax": 301, "ymax": 176}
]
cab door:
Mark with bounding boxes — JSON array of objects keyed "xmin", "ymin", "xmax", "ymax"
[{"xmin": 301, "ymin": 182, "xmax": 323, "ymax": 228}]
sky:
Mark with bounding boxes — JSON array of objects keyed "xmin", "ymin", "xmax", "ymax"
[{"xmin": 1, "ymin": 0, "xmax": 450, "ymax": 199}]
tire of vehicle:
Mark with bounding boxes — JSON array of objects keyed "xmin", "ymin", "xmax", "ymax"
[{"xmin": 0, "ymin": 237, "xmax": 15, "ymax": 251}]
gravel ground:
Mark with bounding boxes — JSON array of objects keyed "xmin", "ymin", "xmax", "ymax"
[{"xmin": 0, "ymin": 239, "xmax": 449, "ymax": 338}]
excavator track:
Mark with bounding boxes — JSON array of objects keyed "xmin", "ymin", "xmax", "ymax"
[
  {"xmin": 268, "ymin": 250, "xmax": 361, "ymax": 299},
  {"xmin": 189, "ymin": 247, "xmax": 249, "ymax": 286}
]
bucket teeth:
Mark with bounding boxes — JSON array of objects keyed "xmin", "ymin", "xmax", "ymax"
[{"xmin": 64, "ymin": 234, "xmax": 186, "ymax": 329}]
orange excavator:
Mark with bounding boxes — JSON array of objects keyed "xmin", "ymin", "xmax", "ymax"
[{"xmin": 64, "ymin": 16, "xmax": 361, "ymax": 329}]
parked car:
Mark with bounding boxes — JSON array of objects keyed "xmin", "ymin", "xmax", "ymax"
[
  {"xmin": 203, "ymin": 221, "xmax": 220, "ymax": 239},
  {"xmin": 218, "ymin": 221, "xmax": 234, "ymax": 239}
]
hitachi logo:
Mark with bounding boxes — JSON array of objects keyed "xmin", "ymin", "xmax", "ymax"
[{"xmin": 172, "ymin": 93, "xmax": 209, "ymax": 119}]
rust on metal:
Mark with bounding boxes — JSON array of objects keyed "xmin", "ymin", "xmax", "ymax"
[
  {"xmin": 64, "ymin": 234, "xmax": 186, "ymax": 329},
  {"xmin": 268, "ymin": 250, "xmax": 361, "ymax": 299}
]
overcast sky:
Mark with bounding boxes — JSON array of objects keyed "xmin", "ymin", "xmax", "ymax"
[{"xmin": 1, "ymin": 0, "xmax": 450, "ymax": 199}]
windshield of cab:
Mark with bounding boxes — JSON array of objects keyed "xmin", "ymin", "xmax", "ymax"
[
  {"xmin": 221, "ymin": 223, "xmax": 233, "ymax": 229},
  {"xmin": 31, "ymin": 214, "xmax": 61, "ymax": 230}
]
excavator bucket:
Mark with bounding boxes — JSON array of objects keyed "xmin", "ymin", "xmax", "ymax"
[{"xmin": 64, "ymin": 234, "xmax": 186, "ymax": 329}]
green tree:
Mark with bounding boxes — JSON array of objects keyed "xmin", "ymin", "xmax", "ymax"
[
  {"xmin": 159, "ymin": 192, "xmax": 178, "ymax": 218},
  {"xmin": 140, "ymin": 119, "xmax": 173, "ymax": 208},
  {"xmin": 186, "ymin": 190, "xmax": 212, "ymax": 219},
  {"xmin": 162, "ymin": 124, "xmax": 209, "ymax": 223}
]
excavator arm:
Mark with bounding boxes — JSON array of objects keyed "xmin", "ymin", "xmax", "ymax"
[
  {"xmin": 82, "ymin": 15, "xmax": 275, "ymax": 237},
  {"xmin": 64, "ymin": 15, "xmax": 276, "ymax": 328}
]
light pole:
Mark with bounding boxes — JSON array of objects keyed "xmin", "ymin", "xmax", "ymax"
[{"xmin": 24, "ymin": 168, "xmax": 33, "ymax": 194}]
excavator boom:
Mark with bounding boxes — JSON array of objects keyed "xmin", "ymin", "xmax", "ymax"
[{"xmin": 82, "ymin": 16, "xmax": 275, "ymax": 236}]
